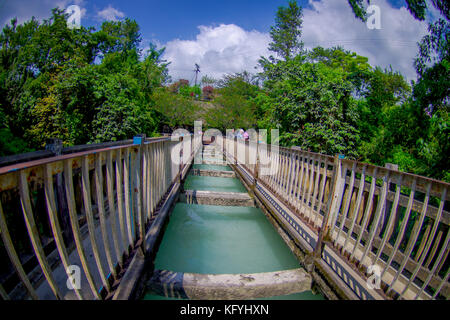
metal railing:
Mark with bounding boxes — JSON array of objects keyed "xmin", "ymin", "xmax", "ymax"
[
  {"xmin": 0, "ymin": 134, "xmax": 202, "ymax": 300},
  {"xmin": 219, "ymin": 136, "xmax": 449, "ymax": 300},
  {"xmin": 1, "ymin": 131, "xmax": 447, "ymax": 300}
]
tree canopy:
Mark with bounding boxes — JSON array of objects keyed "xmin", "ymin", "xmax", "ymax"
[
  {"xmin": 0, "ymin": 3, "xmax": 448, "ymax": 182},
  {"xmin": 268, "ymin": 0, "xmax": 304, "ymax": 61},
  {"xmin": 0, "ymin": 9, "xmax": 169, "ymax": 154}
]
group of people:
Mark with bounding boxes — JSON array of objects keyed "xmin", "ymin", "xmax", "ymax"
[
  {"xmin": 229, "ymin": 129, "xmax": 249, "ymax": 141},
  {"xmin": 195, "ymin": 128, "xmax": 251, "ymax": 141}
]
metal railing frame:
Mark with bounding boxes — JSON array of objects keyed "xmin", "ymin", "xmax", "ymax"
[
  {"xmin": 0, "ymin": 133, "xmax": 202, "ymax": 300},
  {"xmin": 218, "ymin": 136, "xmax": 449, "ymax": 300}
]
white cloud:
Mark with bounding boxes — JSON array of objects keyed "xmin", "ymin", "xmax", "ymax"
[
  {"xmin": 1, "ymin": 0, "xmax": 431, "ymax": 83},
  {"xmin": 163, "ymin": 0, "xmax": 429, "ymax": 83},
  {"xmin": 163, "ymin": 24, "xmax": 271, "ymax": 83},
  {"xmin": 301, "ymin": 0, "xmax": 429, "ymax": 81},
  {"xmin": 97, "ymin": 5, "xmax": 125, "ymax": 22}
]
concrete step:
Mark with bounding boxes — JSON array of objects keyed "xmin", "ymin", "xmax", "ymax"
[
  {"xmin": 198, "ymin": 150, "xmax": 223, "ymax": 156},
  {"xmin": 190, "ymin": 168, "xmax": 235, "ymax": 178},
  {"xmin": 198, "ymin": 149, "xmax": 223, "ymax": 157},
  {"xmin": 202, "ymin": 159, "xmax": 227, "ymax": 165},
  {"xmin": 147, "ymin": 268, "xmax": 311, "ymax": 300},
  {"xmin": 193, "ymin": 152, "xmax": 226, "ymax": 165},
  {"xmin": 180, "ymin": 190, "xmax": 255, "ymax": 207},
  {"xmin": 201, "ymin": 155, "xmax": 223, "ymax": 160}
]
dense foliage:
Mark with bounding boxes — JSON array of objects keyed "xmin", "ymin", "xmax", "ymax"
[
  {"xmin": 204, "ymin": 72, "xmax": 259, "ymax": 132},
  {"xmin": 0, "ymin": 3, "xmax": 448, "ymax": 182},
  {"xmin": 0, "ymin": 9, "xmax": 168, "ymax": 154}
]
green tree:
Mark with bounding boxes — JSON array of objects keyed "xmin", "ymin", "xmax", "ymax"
[
  {"xmin": 257, "ymin": 55, "xmax": 362, "ymax": 158},
  {"xmin": 0, "ymin": 9, "xmax": 99, "ymax": 151},
  {"xmin": 0, "ymin": 109, "xmax": 31, "ymax": 156},
  {"xmin": 179, "ymin": 84, "xmax": 201, "ymax": 99},
  {"xmin": 201, "ymin": 75, "xmax": 217, "ymax": 87},
  {"xmin": 414, "ymin": 18, "xmax": 449, "ymax": 114},
  {"xmin": 0, "ymin": 9, "xmax": 169, "ymax": 154},
  {"xmin": 268, "ymin": 0, "xmax": 304, "ymax": 61},
  {"xmin": 408, "ymin": 16, "xmax": 449, "ymax": 181},
  {"xmin": 91, "ymin": 73, "xmax": 157, "ymax": 142},
  {"xmin": 359, "ymin": 66, "xmax": 411, "ymax": 146},
  {"xmin": 152, "ymin": 87, "xmax": 200, "ymax": 129},
  {"xmin": 97, "ymin": 18, "xmax": 142, "ymax": 57},
  {"xmin": 204, "ymin": 73, "xmax": 259, "ymax": 131}
]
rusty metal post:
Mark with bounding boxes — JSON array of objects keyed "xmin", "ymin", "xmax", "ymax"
[
  {"xmin": 254, "ymin": 139, "xmax": 259, "ymax": 186},
  {"xmin": 234, "ymin": 137, "xmax": 238, "ymax": 165},
  {"xmin": 179, "ymin": 135, "xmax": 183, "ymax": 184},
  {"xmin": 313, "ymin": 154, "xmax": 342, "ymax": 259},
  {"xmin": 45, "ymin": 139, "xmax": 73, "ymax": 244},
  {"xmin": 250, "ymin": 140, "xmax": 260, "ymax": 196},
  {"xmin": 133, "ymin": 134, "xmax": 146, "ymax": 244}
]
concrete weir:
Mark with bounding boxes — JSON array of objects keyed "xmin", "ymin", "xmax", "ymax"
[
  {"xmin": 148, "ymin": 268, "xmax": 312, "ymax": 300},
  {"xmin": 180, "ymin": 190, "xmax": 255, "ymax": 207},
  {"xmin": 191, "ymin": 168, "xmax": 236, "ymax": 178}
]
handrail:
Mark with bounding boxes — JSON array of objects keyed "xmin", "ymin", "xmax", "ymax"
[
  {"xmin": 0, "ymin": 136, "xmax": 170, "ymax": 168},
  {"xmin": 0, "ymin": 133, "xmax": 202, "ymax": 300},
  {"xmin": 1, "ymin": 132, "xmax": 447, "ymax": 300},
  {"xmin": 219, "ymin": 136, "xmax": 449, "ymax": 300}
]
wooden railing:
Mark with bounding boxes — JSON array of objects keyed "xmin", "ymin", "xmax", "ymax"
[
  {"xmin": 0, "ymin": 134, "xmax": 201, "ymax": 300},
  {"xmin": 219, "ymin": 136, "xmax": 449, "ymax": 300}
]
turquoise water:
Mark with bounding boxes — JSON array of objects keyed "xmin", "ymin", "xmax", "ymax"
[
  {"xmin": 143, "ymin": 293, "xmax": 181, "ymax": 300},
  {"xmin": 154, "ymin": 203, "xmax": 300, "ymax": 274},
  {"xmin": 144, "ymin": 160, "xmax": 325, "ymax": 300},
  {"xmin": 184, "ymin": 175, "xmax": 247, "ymax": 193}
]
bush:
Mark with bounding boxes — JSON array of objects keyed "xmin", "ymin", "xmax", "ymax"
[
  {"xmin": 202, "ymin": 86, "xmax": 214, "ymax": 100},
  {"xmin": 179, "ymin": 84, "xmax": 201, "ymax": 99}
]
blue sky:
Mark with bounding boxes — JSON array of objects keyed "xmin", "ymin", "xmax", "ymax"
[
  {"xmin": 0, "ymin": 0, "xmax": 439, "ymax": 82},
  {"xmin": 86, "ymin": 0, "xmax": 306, "ymax": 43},
  {"xmin": 0, "ymin": 0, "xmax": 310, "ymax": 42}
]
